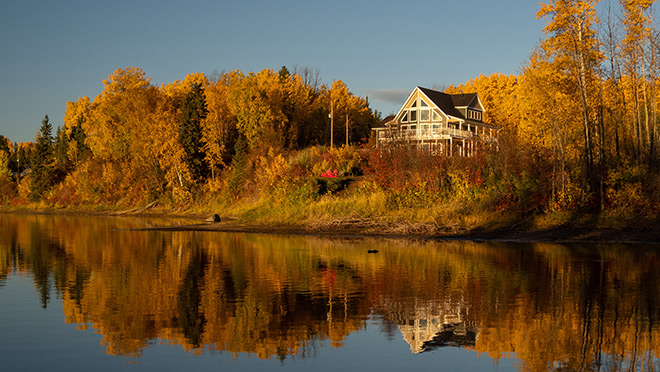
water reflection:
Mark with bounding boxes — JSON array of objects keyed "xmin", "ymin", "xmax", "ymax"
[{"xmin": 1, "ymin": 213, "xmax": 660, "ymax": 370}]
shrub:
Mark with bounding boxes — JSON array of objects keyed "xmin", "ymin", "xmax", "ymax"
[
  {"xmin": 605, "ymin": 164, "xmax": 657, "ymax": 217},
  {"xmin": 0, "ymin": 175, "xmax": 17, "ymax": 205}
]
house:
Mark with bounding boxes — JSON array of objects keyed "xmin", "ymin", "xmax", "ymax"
[{"xmin": 373, "ymin": 86, "xmax": 500, "ymax": 156}]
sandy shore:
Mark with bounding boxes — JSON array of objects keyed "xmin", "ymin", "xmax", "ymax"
[
  {"xmin": 127, "ymin": 217, "xmax": 660, "ymax": 244},
  {"xmin": 3, "ymin": 208, "xmax": 660, "ymax": 244}
]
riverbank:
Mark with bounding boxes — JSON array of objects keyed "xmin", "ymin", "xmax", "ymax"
[{"xmin": 3, "ymin": 206, "xmax": 659, "ymax": 244}]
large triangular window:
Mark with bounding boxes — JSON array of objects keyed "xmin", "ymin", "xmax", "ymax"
[
  {"xmin": 420, "ymin": 99, "xmax": 429, "ymax": 107},
  {"xmin": 411, "ymin": 100, "xmax": 417, "ymax": 108}
]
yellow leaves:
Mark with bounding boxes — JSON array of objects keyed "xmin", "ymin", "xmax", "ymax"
[
  {"xmin": 201, "ymin": 81, "xmax": 233, "ymax": 173},
  {"xmin": 620, "ymin": 0, "xmax": 654, "ymax": 54},
  {"xmin": 161, "ymin": 73, "xmax": 209, "ymax": 100},
  {"xmin": 537, "ymin": 0, "xmax": 601, "ymax": 59},
  {"xmin": 255, "ymin": 148, "xmax": 289, "ymax": 194},
  {"xmin": 446, "ymin": 72, "xmax": 520, "ymax": 134},
  {"xmin": 0, "ymin": 149, "xmax": 10, "ymax": 179},
  {"xmin": 46, "ymin": 64, "xmax": 382, "ymax": 206},
  {"xmin": 101, "ymin": 67, "xmax": 151, "ymax": 96},
  {"xmin": 63, "ymin": 96, "xmax": 91, "ymax": 135},
  {"xmin": 228, "ymin": 69, "xmax": 291, "ymax": 149}
]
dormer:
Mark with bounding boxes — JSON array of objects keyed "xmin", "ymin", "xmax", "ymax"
[{"xmin": 450, "ymin": 93, "xmax": 485, "ymax": 122}]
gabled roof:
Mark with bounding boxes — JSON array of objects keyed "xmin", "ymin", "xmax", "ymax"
[
  {"xmin": 450, "ymin": 93, "xmax": 478, "ymax": 108},
  {"xmin": 417, "ymin": 87, "xmax": 466, "ymax": 120}
]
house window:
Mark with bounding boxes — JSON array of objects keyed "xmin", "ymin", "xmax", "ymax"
[
  {"xmin": 467, "ymin": 110, "xmax": 482, "ymax": 121},
  {"xmin": 432, "ymin": 110, "xmax": 442, "ymax": 122},
  {"xmin": 402, "ymin": 110, "xmax": 409, "ymax": 122},
  {"xmin": 409, "ymin": 109, "xmax": 417, "ymax": 122},
  {"xmin": 411, "ymin": 99, "xmax": 417, "ymax": 108},
  {"xmin": 420, "ymin": 99, "xmax": 429, "ymax": 107},
  {"xmin": 420, "ymin": 109, "xmax": 430, "ymax": 122}
]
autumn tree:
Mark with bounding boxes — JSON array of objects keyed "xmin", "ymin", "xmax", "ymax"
[
  {"xmin": 230, "ymin": 70, "xmax": 279, "ymax": 149},
  {"xmin": 537, "ymin": 0, "xmax": 603, "ymax": 191},
  {"xmin": 619, "ymin": 0, "xmax": 655, "ymax": 161},
  {"xmin": 0, "ymin": 137, "xmax": 11, "ymax": 180},
  {"xmin": 446, "ymin": 73, "xmax": 520, "ymax": 139},
  {"xmin": 202, "ymin": 71, "xmax": 240, "ymax": 178},
  {"xmin": 600, "ymin": 1, "xmax": 625, "ymax": 159},
  {"xmin": 519, "ymin": 49, "xmax": 580, "ymax": 200},
  {"xmin": 0, "ymin": 136, "xmax": 11, "ymax": 177},
  {"xmin": 79, "ymin": 67, "xmax": 165, "ymax": 204},
  {"xmin": 30, "ymin": 115, "xmax": 55, "ymax": 200},
  {"xmin": 0, "ymin": 148, "xmax": 12, "ymax": 203}
]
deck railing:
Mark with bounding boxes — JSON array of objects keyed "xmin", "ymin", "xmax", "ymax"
[{"xmin": 376, "ymin": 128, "xmax": 481, "ymax": 141}]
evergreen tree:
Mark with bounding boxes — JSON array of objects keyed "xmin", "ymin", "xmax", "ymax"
[
  {"xmin": 30, "ymin": 115, "xmax": 55, "ymax": 201},
  {"xmin": 227, "ymin": 137, "xmax": 248, "ymax": 198},
  {"xmin": 54, "ymin": 126, "xmax": 70, "ymax": 177},
  {"xmin": 278, "ymin": 65, "xmax": 290, "ymax": 82},
  {"xmin": 70, "ymin": 119, "xmax": 91, "ymax": 165},
  {"xmin": 179, "ymin": 82, "xmax": 209, "ymax": 183}
]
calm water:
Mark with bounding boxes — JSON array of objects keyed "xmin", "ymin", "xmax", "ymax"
[{"xmin": 1, "ymin": 214, "xmax": 660, "ymax": 371}]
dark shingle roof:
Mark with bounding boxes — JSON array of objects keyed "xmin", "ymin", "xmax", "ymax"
[
  {"xmin": 417, "ymin": 87, "xmax": 466, "ymax": 119},
  {"xmin": 449, "ymin": 93, "xmax": 478, "ymax": 108}
]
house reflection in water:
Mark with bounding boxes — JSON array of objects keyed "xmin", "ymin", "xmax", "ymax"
[{"xmin": 381, "ymin": 299, "xmax": 478, "ymax": 354}]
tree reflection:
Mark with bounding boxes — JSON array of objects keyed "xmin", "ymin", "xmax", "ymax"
[
  {"xmin": 177, "ymin": 249, "xmax": 207, "ymax": 348},
  {"xmin": 2, "ymin": 213, "xmax": 660, "ymax": 370}
]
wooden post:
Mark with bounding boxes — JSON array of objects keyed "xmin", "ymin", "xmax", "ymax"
[{"xmin": 330, "ymin": 100, "xmax": 334, "ymax": 149}]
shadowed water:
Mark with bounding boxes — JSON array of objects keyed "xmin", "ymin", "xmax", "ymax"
[{"xmin": 1, "ymin": 213, "xmax": 659, "ymax": 371}]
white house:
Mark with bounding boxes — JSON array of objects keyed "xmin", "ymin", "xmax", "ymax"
[{"xmin": 373, "ymin": 86, "xmax": 500, "ymax": 156}]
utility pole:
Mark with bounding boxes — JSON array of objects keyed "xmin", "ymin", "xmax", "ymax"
[{"xmin": 330, "ymin": 99, "xmax": 334, "ymax": 149}]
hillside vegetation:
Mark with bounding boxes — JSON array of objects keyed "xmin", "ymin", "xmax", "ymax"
[{"xmin": 3, "ymin": 1, "xmax": 660, "ymax": 233}]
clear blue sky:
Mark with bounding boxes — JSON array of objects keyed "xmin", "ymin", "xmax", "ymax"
[{"xmin": 1, "ymin": 0, "xmax": 547, "ymax": 143}]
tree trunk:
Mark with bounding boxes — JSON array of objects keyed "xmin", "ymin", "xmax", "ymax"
[{"xmin": 575, "ymin": 21, "xmax": 593, "ymax": 184}]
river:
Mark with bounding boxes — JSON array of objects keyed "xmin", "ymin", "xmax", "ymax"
[{"xmin": 1, "ymin": 213, "xmax": 659, "ymax": 371}]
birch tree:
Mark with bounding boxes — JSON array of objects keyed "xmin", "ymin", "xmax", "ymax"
[{"xmin": 537, "ymin": 0, "xmax": 603, "ymax": 185}]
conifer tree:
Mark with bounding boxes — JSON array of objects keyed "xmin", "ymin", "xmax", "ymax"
[
  {"xmin": 69, "ymin": 120, "xmax": 91, "ymax": 165},
  {"xmin": 179, "ymin": 82, "xmax": 209, "ymax": 183},
  {"xmin": 54, "ymin": 126, "xmax": 70, "ymax": 177},
  {"xmin": 30, "ymin": 115, "xmax": 55, "ymax": 201}
]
